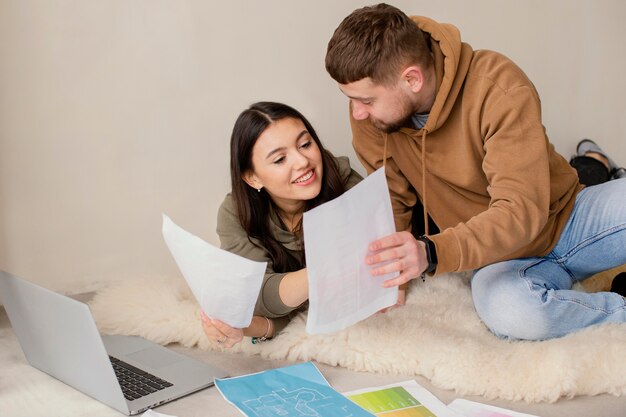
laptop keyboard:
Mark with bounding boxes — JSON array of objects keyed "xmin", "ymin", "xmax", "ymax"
[{"xmin": 109, "ymin": 356, "xmax": 174, "ymax": 401}]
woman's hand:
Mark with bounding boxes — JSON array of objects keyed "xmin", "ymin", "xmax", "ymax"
[
  {"xmin": 366, "ymin": 231, "xmax": 428, "ymax": 287},
  {"xmin": 200, "ymin": 311, "xmax": 243, "ymax": 349}
]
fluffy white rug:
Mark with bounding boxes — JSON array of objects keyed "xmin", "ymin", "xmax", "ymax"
[
  {"xmin": 0, "ymin": 327, "xmax": 121, "ymax": 417},
  {"xmin": 89, "ymin": 272, "xmax": 626, "ymax": 403}
]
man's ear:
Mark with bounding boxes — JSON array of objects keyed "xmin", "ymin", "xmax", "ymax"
[
  {"xmin": 242, "ymin": 171, "xmax": 262, "ymax": 190},
  {"xmin": 401, "ymin": 66, "xmax": 425, "ymax": 93}
]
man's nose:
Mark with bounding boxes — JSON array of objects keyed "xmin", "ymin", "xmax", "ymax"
[{"xmin": 352, "ymin": 101, "xmax": 369, "ymax": 120}]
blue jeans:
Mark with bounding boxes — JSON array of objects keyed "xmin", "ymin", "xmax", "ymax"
[{"xmin": 471, "ymin": 178, "xmax": 626, "ymax": 340}]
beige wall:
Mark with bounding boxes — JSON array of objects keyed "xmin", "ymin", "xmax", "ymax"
[{"xmin": 1, "ymin": 0, "xmax": 625, "ymax": 293}]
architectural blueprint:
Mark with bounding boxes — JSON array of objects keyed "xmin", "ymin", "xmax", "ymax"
[{"xmin": 215, "ymin": 362, "xmax": 374, "ymax": 417}]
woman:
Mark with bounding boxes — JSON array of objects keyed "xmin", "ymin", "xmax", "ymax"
[{"xmin": 201, "ymin": 102, "xmax": 362, "ymax": 348}]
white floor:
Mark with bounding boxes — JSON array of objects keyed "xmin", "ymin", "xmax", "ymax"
[{"xmin": 1, "ymin": 304, "xmax": 624, "ymax": 417}]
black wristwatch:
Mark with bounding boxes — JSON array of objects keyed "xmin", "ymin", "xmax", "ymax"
[{"xmin": 417, "ymin": 235, "xmax": 438, "ymax": 275}]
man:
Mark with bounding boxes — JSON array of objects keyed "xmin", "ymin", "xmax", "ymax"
[{"xmin": 325, "ymin": 3, "xmax": 626, "ymax": 340}]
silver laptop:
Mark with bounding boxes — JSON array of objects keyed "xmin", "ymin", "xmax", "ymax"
[{"xmin": 0, "ymin": 270, "xmax": 227, "ymax": 415}]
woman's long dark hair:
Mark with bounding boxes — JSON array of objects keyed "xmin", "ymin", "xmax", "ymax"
[{"xmin": 230, "ymin": 102, "xmax": 346, "ymax": 272}]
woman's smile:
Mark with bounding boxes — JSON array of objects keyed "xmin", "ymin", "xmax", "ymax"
[{"xmin": 293, "ymin": 169, "xmax": 316, "ymax": 185}]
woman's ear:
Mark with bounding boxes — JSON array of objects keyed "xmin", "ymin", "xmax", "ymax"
[{"xmin": 242, "ymin": 171, "xmax": 262, "ymax": 190}]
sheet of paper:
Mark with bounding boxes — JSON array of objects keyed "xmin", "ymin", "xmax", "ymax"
[
  {"xmin": 161, "ymin": 214, "xmax": 266, "ymax": 328},
  {"xmin": 215, "ymin": 361, "xmax": 375, "ymax": 417},
  {"xmin": 447, "ymin": 399, "xmax": 539, "ymax": 417},
  {"xmin": 344, "ymin": 380, "xmax": 463, "ymax": 417},
  {"xmin": 303, "ymin": 167, "xmax": 398, "ymax": 334},
  {"xmin": 141, "ymin": 410, "xmax": 179, "ymax": 417}
]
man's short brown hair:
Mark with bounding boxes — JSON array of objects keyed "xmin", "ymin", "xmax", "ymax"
[{"xmin": 325, "ymin": 3, "xmax": 432, "ymax": 86}]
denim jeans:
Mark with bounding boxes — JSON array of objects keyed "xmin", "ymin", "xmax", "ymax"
[{"xmin": 471, "ymin": 178, "xmax": 626, "ymax": 340}]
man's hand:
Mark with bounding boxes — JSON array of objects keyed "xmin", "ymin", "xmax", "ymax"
[
  {"xmin": 366, "ymin": 231, "xmax": 428, "ymax": 287},
  {"xmin": 396, "ymin": 284, "xmax": 407, "ymax": 306}
]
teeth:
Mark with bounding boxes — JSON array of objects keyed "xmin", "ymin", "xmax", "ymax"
[{"xmin": 294, "ymin": 170, "xmax": 313, "ymax": 183}]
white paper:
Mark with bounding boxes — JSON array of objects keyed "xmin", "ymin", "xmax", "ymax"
[
  {"xmin": 448, "ymin": 399, "xmax": 539, "ymax": 417},
  {"xmin": 141, "ymin": 410, "xmax": 179, "ymax": 417},
  {"xmin": 344, "ymin": 380, "xmax": 463, "ymax": 417},
  {"xmin": 303, "ymin": 167, "xmax": 398, "ymax": 334},
  {"xmin": 161, "ymin": 214, "xmax": 266, "ymax": 328}
]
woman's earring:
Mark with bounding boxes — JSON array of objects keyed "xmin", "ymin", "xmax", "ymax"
[{"xmin": 257, "ymin": 187, "xmax": 262, "ymax": 193}]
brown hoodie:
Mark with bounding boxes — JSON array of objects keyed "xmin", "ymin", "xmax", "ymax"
[{"xmin": 351, "ymin": 16, "xmax": 582, "ymax": 274}]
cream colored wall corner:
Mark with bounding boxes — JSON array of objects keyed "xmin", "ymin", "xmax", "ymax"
[{"xmin": 1, "ymin": 0, "xmax": 624, "ymax": 293}]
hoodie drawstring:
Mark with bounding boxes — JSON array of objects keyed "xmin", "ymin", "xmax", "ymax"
[
  {"xmin": 383, "ymin": 133, "xmax": 388, "ymax": 169},
  {"xmin": 421, "ymin": 129, "xmax": 429, "ymax": 236}
]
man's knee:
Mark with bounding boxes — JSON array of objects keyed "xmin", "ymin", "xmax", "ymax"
[{"xmin": 472, "ymin": 272, "xmax": 552, "ymax": 340}]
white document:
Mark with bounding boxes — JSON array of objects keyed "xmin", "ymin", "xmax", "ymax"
[
  {"xmin": 448, "ymin": 399, "xmax": 539, "ymax": 417},
  {"xmin": 344, "ymin": 380, "xmax": 463, "ymax": 417},
  {"xmin": 303, "ymin": 167, "xmax": 398, "ymax": 334},
  {"xmin": 141, "ymin": 410, "xmax": 179, "ymax": 417},
  {"xmin": 161, "ymin": 214, "xmax": 266, "ymax": 328}
]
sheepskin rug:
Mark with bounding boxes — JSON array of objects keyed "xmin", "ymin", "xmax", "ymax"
[{"xmin": 89, "ymin": 271, "xmax": 626, "ymax": 403}]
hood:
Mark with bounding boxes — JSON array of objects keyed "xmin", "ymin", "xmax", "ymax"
[{"xmin": 411, "ymin": 16, "xmax": 473, "ymax": 133}]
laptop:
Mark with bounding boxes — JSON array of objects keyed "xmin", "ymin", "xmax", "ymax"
[{"xmin": 0, "ymin": 270, "xmax": 227, "ymax": 415}]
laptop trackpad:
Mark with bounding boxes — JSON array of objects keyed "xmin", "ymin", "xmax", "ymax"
[{"xmin": 126, "ymin": 347, "xmax": 184, "ymax": 370}]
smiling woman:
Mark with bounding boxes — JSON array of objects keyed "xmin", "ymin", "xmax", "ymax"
[
  {"xmin": 241, "ymin": 117, "xmax": 324, "ymax": 227},
  {"xmin": 200, "ymin": 102, "xmax": 363, "ymax": 348}
]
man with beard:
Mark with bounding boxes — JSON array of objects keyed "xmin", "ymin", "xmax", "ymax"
[{"xmin": 325, "ymin": 3, "xmax": 626, "ymax": 340}]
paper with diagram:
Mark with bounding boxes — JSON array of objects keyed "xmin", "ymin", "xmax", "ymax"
[
  {"xmin": 344, "ymin": 380, "xmax": 462, "ymax": 417},
  {"xmin": 215, "ymin": 362, "xmax": 374, "ymax": 417},
  {"xmin": 303, "ymin": 167, "xmax": 398, "ymax": 334},
  {"xmin": 161, "ymin": 214, "xmax": 266, "ymax": 328}
]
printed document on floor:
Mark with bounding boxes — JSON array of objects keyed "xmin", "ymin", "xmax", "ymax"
[
  {"xmin": 162, "ymin": 214, "xmax": 266, "ymax": 328},
  {"xmin": 447, "ymin": 399, "xmax": 539, "ymax": 417},
  {"xmin": 140, "ymin": 410, "xmax": 178, "ymax": 417},
  {"xmin": 344, "ymin": 380, "xmax": 463, "ymax": 417},
  {"xmin": 303, "ymin": 167, "xmax": 398, "ymax": 334},
  {"xmin": 215, "ymin": 361, "xmax": 375, "ymax": 417}
]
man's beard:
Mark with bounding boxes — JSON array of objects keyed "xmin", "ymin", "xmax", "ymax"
[
  {"xmin": 371, "ymin": 96, "xmax": 417, "ymax": 134},
  {"xmin": 372, "ymin": 112, "xmax": 415, "ymax": 134}
]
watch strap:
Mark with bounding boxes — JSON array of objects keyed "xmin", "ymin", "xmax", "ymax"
[{"xmin": 417, "ymin": 235, "xmax": 438, "ymax": 274}]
